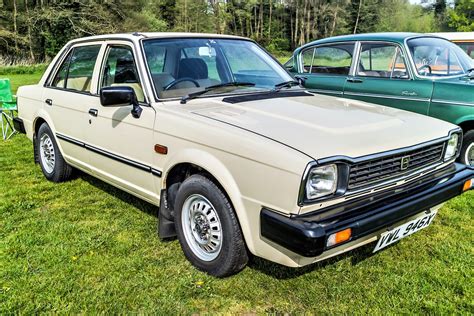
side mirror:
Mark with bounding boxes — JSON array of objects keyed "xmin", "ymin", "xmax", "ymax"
[{"xmin": 100, "ymin": 86, "xmax": 142, "ymax": 119}]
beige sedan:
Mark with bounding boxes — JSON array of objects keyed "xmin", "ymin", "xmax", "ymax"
[{"xmin": 15, "ymin": 33, "xmax": 474, "ymax": 277}]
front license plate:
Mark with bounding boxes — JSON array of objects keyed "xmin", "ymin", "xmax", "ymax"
[{"xmin": 373, "ymin": 210, "xmax": 438, "ymax": 253}]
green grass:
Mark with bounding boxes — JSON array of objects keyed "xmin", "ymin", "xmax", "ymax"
[
  {"xmin": 1, "ymin": 73, "xmax": 473, "ymax": 314},
  {"xmin": 4, "ymin": 72, "xmax": 43, "ymax": 94}
]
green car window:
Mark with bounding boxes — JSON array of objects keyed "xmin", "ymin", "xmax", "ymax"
[
  {"xmin": 407, "ymin": 37, "xmax": 474, "ymax": 77},
  {"xmin": 301, "ymin": 43, "xmax": 354, "ymax": 75},
  {"xmin": 358, "ymin": 43, "xmax": 408, "ymax": 78}
]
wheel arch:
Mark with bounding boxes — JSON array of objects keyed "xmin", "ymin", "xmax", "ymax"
[
  {"xmin": 457, "ymin": 119, "xmax": 474, "ymax": 135},
  {"xmin": 32, "ymin": 111, "xmax": 66, "ymax": 162},
  {"xmin": 161, "ymin": 149, "xmax": 256, "ymax": 253}
]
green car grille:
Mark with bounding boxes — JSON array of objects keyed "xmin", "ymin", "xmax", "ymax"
[{"xmin": 348, "ymin": 142, "xmax": 445, "ymax": 190}]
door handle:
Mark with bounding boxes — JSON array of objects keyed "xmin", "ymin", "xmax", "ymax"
[
  {"xmin": 88, "ymin": 108, "xmax": 98, "ymax": 117},
  {"xmin": 45, "ymin": 99, "xmax": 53, "ymax": 106},
  {"xmin": 346, "ymin": 78, "xmax": 363, "ymax": 83},
  {"xmin": 295, "ymin": 75, "xmax": 308, "ymax": 85}
]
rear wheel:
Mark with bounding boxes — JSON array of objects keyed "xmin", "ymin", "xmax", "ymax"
[
  {"xmin": 459, "ymin": 130, "xmax": 474, "ymax": 167},
  {"xmin": 174, "ymin": 174, "xmax": 248, "ymax": 277},
  {"xmin": 37, "ymin": 123, "xmax": 73, "ymax": 182}
]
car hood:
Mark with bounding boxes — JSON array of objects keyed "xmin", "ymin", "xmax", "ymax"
[{"xmin": 189, "ymin": 92, "xmax": 456, "ymax": 160}]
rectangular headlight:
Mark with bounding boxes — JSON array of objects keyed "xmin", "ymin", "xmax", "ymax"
[
  {"xmin": 444, "ymin": 133, "xmax": 460, "ymax": 161},
  {"xmin": 305, "ymin": 164, "xmax": 338, "ymax": 200}
]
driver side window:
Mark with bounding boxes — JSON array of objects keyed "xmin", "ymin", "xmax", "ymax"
[
  {"xmin": 101, "ymin": 45, "xmax": 145, "ymax": 102},
  {"xmin": 358, "ymin": 43, "xmax": 408, "ymax": 79}
]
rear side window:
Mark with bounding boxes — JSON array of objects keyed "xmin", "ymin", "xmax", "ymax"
[
  {"xmin": 301, "ymin": 43, "xmax": 354, "ymax": 75},
  {"xmin": 51, "ymin": 45, "xmax": 101, "ymax": 92}
]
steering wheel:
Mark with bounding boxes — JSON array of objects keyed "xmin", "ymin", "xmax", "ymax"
[
  {"xmin": 418, "ymin": 64, "xmax": 432, "ymax": 75},
  {"xmin": 163, "ymin": 78, "xmax": 200, "ymax": 91}
]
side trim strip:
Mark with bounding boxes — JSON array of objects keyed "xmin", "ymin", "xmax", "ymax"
[
  {"xmin": 431, "ymin": 99, "xmax": 474, "ymax": 107},
  {"xmin": 56, "ymin": 133, "xmax": 162, "ymax": 177},
  {"xmin": 310, "ymin": 89, "xmax": 344, "ymax": 95},
  {"xmin": 344, "ymin": 91, "xmax": 430, "ymax": 103}
]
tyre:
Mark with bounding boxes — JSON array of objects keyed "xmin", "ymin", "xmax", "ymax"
[
  {"xmin": 459, "ymin": 130, "xmax": 474, "ymax": 167},
  {"xmin": 174, "ymin": 174, "xmax": 248, "ymax": 277},
  {"xmin": 37, "ymin": 123, "xmax": 73, "ymax": 182}
]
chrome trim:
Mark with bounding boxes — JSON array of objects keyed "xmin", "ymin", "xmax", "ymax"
[
  {"xmin": 299, "ymin": 128, "xmax": 462, "ymax": 207},
  {"xmin": 353, "ymin": 40, "xmax": 413, "ymax": 79},
  {"xmin": 297, "ymin": 41, "xmax": 357, "ymax": 74},
  {"xmin": 343, "ymin": 91, "xmax": 430, "ymax": 102},
  {"xmin": 403, "ymin": 35, "xmax": 471, "ymax": 80},
  {"xmin": 310, "ymin": 89, "xmax": 344, "ymax": 95},
  {"xmin": 349, "ymin": 41, "xmax": 361, "ymax": 77},
  {"xmin": 56, "ymin": 132, "xmax": 162, "ymax": 177},
  {"xmin": 431, "ymin": 99, "xmax": 474, "ymax": 107}
]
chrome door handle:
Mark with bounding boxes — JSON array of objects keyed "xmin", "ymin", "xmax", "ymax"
[
  {"xmin": 88, "ymin": 108, "xmax": 98, "ymax": 117},
  {"xmin": 346, "ymin": 78, "xmax": 363, "ymax": 83},
  {"xmin": 45, "ymin": 99, "xmax": 53, "ymax": 106}
]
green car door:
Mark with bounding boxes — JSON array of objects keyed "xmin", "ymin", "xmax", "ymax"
[
  {"xmin": 343, "ymin": 42, "xmax": 433, "ymax": 115},
  {"xmin": 294, "ymin": 42, "xmax": 356, "ymax": 96}
]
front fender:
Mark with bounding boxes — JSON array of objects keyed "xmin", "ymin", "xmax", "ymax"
[{"xmin": 160, "ymin": 147, "xmax": 262, "ymax": 254}]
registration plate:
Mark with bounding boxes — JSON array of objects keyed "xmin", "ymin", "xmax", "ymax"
[{"xmin": 373, "ymin": 210, "xmax": 438, "ymax": 253}]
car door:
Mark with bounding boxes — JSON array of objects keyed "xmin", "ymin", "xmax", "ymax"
[
  {"xmin": 297, "ymin": 42, "xmax": 355, "ymax": 96},
  {"xmin": 43, "ymin": 43, "xmax": 102, "ymax": 170},
  {"xmin": 343, "ymin": 41, "xmax": 433, "ymax": 115},
  {"xmin": 85, "ymin": 42, "xmax": 158, "ymax": 203}
]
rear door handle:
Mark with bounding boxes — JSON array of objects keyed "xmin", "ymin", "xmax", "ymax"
[
  {"xmin": 45, "ymin": 99, "xmax": 53, "ymax": 106},
  {"xmin": 346, "ymin": 78, "xmax": 363, "ymax": 83},
  {"xmin": 88, "ymin": 108, "xmax": 98, "ymax": 117}
]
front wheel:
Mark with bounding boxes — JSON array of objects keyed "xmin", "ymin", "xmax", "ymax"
[
  {"xmin": 174, "ymin": 174, "xmax": 248, "ymax": 277},
  {"xmin": 459, "ymin": 130, "xmax": 474, "ymax": 167}
]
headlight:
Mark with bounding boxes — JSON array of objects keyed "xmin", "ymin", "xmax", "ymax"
[
  {"xmin": 444, "ymin": 133, "xmax": 460, "ymax": 161},
  {"xmin": 305, "ymin": 164, "xmax": 338, "ymax": 200}
]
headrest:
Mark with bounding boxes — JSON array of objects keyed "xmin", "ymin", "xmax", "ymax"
[
  {"xmin": 178, "ymin": 58, "xmax": 208, "ymax": 79},
  {"xmin": 115, "ymin": 57, "xmax": 139, "ymax": 83}
]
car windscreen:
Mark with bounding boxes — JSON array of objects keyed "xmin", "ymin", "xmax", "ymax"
[
  {"xmin": 407, "ymin": 37, "xmax": 474, "ymax": 77},
  {"xmin": 142, "ymin": 38, "xmax": 293, "ymax": 99}
]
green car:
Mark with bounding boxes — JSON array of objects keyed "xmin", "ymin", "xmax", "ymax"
[{"xmin": 286, "ymin": 33, "xmax": 474, "ymax": 166}]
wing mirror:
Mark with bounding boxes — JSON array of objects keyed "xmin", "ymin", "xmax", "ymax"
[{"xmin": 99, "ymin": 86, "xmax": 143, "ymax": 119}]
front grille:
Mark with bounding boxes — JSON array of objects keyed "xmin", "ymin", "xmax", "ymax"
[{"xmin": 348, "ymin": 142, "xmax": 445, "ymax": 189}]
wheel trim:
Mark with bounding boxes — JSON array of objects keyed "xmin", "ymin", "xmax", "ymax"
[
  {"xmin": 182, "ymin": 194, "xmax": 222, "ymax": 262},
  {"xmin": 39, "ymin": 134, "xmax": 55, "ymax": 174},
  {"xmin": 466, "ymin": 142, "xmax": 474, "ymax": 167}
]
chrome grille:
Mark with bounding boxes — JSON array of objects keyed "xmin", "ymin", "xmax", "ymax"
[{"xmin": 348, "ymin": 142, "xmax": 445, "ymax": 189}]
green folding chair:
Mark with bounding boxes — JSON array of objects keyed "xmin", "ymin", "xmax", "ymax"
[{"xmin": 0, "ymin": 78, "xmax": 17, "ymax": 140}]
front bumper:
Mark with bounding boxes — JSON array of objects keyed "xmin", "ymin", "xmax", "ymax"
[{"xmin": 261, "ymin": 163, "xmax": 473, "ymax": 257}]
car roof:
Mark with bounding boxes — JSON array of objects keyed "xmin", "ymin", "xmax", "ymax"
[
  {"xmin": 294, "ymin": 32, "xmax": 442, "ymax": 53},
  {"xmin": 428, "ymin": 32, "xmax": 474, "ymax": 41},
  {"xmin": 66, "ymin": 32, "xmax": 249, "ymax": 46}
]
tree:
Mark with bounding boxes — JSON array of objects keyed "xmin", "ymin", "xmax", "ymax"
[{"xmin": 448, "ymin": 0, "xmax": 474, "ymax": 31}]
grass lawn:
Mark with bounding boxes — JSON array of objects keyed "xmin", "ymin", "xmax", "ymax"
[{"xmin": 1, "ymin": 73, "xmax": 473, "ymax": 314}]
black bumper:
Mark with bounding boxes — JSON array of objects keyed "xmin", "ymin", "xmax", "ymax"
[
  {"xmin": 261, "ymin": 163, "xmax": 474, "ymax": 257},
  {"xmin": 13, "ymin": 117, "xmax": 26, "ymax": 134}
]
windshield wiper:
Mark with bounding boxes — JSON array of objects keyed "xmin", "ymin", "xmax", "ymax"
[
  {"xmin": 180, "ymin": 82, "xmax": 255, "ymax": 104},
  {"xmin": 465, "ymin": 68, "xmax": 474, "ymax": 78},
  {"xmin": 272, "ymin": 80, "xmax": 301, "ymax": 92}
]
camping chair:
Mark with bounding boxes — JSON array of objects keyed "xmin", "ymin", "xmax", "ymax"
[{"xmin": 0, "ymin": 78, "xmax": 17, "ymax": 140}]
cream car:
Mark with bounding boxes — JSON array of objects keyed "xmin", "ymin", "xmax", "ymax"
[{"xmin": 15, "ymin": 33, "xmax": 474, "ymax": 277}]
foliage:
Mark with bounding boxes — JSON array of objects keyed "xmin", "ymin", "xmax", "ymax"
[
  {"xmin": 0, "ymin": 0, "xmax": 450, "ymax": 65},
  {"xmin": 376, "ymin": 0, "xmax": 437, "ymax": 33},
  {"xmin": 448, "ymin": 0, "xmax": 474, "ymax": 32},
  {"xmin": 0, "ymin": 63, "xmax": 46, "ymax": 75}
]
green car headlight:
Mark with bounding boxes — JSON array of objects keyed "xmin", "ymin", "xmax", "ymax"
[
  {"xmin": 305, "ymin": 164, "xmax": 338, "ymax": 200},
  {"xmin": 444, "ymin": 133, "xmax": 460, "ymax": 161}
]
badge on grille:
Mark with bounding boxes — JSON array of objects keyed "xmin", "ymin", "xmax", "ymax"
[{"xmin": 401, "ymin": 156, "xmax": 410, "ymax": 170}]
